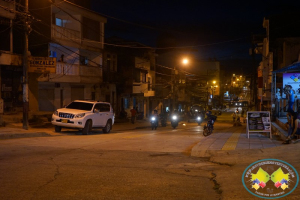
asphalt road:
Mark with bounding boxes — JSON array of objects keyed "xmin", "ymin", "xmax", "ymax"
[{"xmin": 0, "ymin": 123, "xmax": 225, "ymax": 200}]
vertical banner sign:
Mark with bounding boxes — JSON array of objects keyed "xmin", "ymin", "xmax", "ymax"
[{"xmin": 247, "ymin": 111, "xmax": 271, "ymax": 139}]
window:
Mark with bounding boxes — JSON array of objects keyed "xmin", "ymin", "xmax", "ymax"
[
  {"xmin": 96, "ymin": 103, "xmax": 110, "ymax": 112},
  {"xmin": 141, "ymin": 72, "xmax": 146, "ymax": 83},
  {"xmin": 49, "ymin": 51, "xmax": 57, "ymax": 58},
  {"xmin": 66, "ymin": 102, "xmax": 93, "ymax": 111},
  {"xmin": 80, "ymin": 56, "xmax": 88, "ymax": 65},
  {"xmin": 82, "ymin": 17, "xmax": 100, "ymax": 42},
  {"xmin": 124, "ymin": 98, "xmax": 129, "ymax": 109},
  {"xmin": 55, "ymin": 18, "xmax": 64, "ymax": 27}
]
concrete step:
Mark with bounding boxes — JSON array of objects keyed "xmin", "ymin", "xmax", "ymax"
[{"xmin": 271, "ymin": 122, "xmax": 288, "ymax": 141}]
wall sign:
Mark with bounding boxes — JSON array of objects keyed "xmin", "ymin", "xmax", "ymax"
[{"xmin": 29, "ymin": 57, "xmax": 56, "ymax": 73}]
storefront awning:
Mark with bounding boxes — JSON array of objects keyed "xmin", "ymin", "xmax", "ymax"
[{"xmin": 272, "ymin": 62, "xmax": 300, "ymax": 73}]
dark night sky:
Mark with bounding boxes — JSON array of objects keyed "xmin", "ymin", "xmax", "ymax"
[{"xmin": 91, "ymin": 0, "xmax": 300, "ymax": 75}]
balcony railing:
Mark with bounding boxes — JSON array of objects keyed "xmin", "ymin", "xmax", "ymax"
[
  {"xmin": 56, "ymin": 62, "xmax": 102, "ymax": 77},
  {"xmin": 52, "ymin": 25, "xmax": 81, "ymax": 42},
  {"xmin": 132, "ymin": 82, "xmax": 155, "ymax": 96}
]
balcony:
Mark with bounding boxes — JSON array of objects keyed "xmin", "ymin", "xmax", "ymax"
[
  {"xmin": 144, "ymin": 90, "xmax": 155, "ymax": 97},
  {"xmin": 46, "ymin": 62, "xmax": 102, "ymax": 83},
  {"xmin": 132, "ymin": 83, "xmax": 155, "ymax": 97},
  {"xmin": 0, "ymin": 52, "xmax": 22, "ymax": 66},
  {"xmin": 133, "ymin": 83, "xmax": 148, "ymax": 94},
  {"xmin": 52, "ymin": 25, "xmax": 81, "ymax": 42}
]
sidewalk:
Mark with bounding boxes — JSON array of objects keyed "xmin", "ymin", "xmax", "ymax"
[
  {"xmin": 0, "ymin": 118, "xmax": 152, "ymax": 140},
  {"xmin": 191, "ymin": 124, "xmax": 284, "ymax": 158}
]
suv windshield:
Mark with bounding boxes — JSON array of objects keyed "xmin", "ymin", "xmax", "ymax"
[{"xmin": 66, "ymin": 102, "xmax": 94, "ymax": 111}]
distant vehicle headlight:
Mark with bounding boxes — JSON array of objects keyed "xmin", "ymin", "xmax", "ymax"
[
  {"xmin": 197, "ymin": 116, "xmax": 201, "ymax": 120},
  {"xmin": 151, "ymin": 117, "xmax": 156, "ymax": 121},
  {"xmin": 172, "ymin": 115, "xmax": 177, "ymax": 120},
  {"xmin": 75, "ymin": 113, "xmax": 85, "ymax": 118},
  {"xmin": 53, "ymin": 111, "xmax": 58, "ymax": 116}
]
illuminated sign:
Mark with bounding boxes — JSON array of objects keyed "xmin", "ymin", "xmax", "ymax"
[{"xmin": 283, "ymin": 73, "xmax": 300, "ymax": 99}]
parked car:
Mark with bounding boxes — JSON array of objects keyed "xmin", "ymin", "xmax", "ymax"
[{"xmin": 51, "ymin": 100, "xmax": 115, "ymax": 135}]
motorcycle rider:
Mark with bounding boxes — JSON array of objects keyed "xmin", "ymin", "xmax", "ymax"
[
  {"xmin": 152, "ymin": 110, "xmax": 159, "ymax": 125},
  {"xmin": 206, "ymin": 110, "xmax": 217, "ymax": 130}
]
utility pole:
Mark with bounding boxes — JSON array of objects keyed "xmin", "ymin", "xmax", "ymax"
[
  {"xmin": 251, "ymin": 34, "xmax": 258, "ymax": 111},
  {"xmin": 23, "ymin": 0, "xmax": 29, "ymax": 129},
  {"xmin": 171, "ymin": 68, "xmax": 177, "ymax": 112}
]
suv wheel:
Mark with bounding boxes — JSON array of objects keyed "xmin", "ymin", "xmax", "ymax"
[
  {"xmin": 54, "ymin": 126, "xmax": 61, "ymax": 132},
  {"xmin": 82, "ymin": 120, "xmax": 92, "ymax": 135},
  {"xmin": 103, "ymin": 120, "xmax": 112, "ymax": 133}
]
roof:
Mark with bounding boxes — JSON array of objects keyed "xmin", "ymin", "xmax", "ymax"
[{"xmin": 272, "ymin": 62, "xmax": 300, "ymax": 73}]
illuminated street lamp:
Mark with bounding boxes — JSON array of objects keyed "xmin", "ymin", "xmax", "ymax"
[
  {"xmin": 182, "ymin": 58, "xmax": 189, "ymax": 65},
  {"xmin": 172, "ymin": 58, "xmax": 189, "ymax": 112}
]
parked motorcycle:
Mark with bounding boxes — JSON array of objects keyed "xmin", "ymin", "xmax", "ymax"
[
  {"xmin": 171, "ymin": 114, "xmax": 179, "ymax": 129},
  {"xmin": 150, "ymin": 116, "xmax": 158, "ymax": 130}
]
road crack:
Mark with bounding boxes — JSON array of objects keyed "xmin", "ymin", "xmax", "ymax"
[
  {"xmin": 30, "ymin": 157, "xmax": 61, "ymax": 200},
  {"xmin": 210, "ymin": 172, "xmax": 222, "ymax": 197},
  {"xmin": 209, "ymin": 160, "xmax": 234, "ymax": 167}
]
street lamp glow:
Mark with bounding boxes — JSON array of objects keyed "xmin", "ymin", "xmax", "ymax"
[
  {"xmin": 182, "ymin": 58, "xmax": 189, "ymax": 65},
  {"xmin": 213, "ymin": 80, "xmax": 216, "ymax": 84}
]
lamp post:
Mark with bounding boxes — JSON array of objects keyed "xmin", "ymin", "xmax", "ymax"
[
  {"xmin": 208, "ymin": 80, "xmax": 217, "ymax": 109},
  {"xmin": 172, "ymin": 58, "xmax": 188, "ymax": 112}
]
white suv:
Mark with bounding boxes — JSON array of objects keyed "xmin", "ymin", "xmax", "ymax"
[{"xmin": 51, "ymin": 100, "xmax": 115, "ymax": 135}]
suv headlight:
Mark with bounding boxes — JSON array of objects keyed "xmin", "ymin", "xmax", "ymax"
[
  {"xmin": 75, "ymin": 113, "xmax": 85, "ymax": 118},
  {"xmin": 53, "ymin": 111, "xmax": 58, "ymax": 116}
]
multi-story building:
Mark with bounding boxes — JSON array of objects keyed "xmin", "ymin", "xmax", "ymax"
[
  {"xmin": 105, "ymin": 37, "xmax": 156, "ymax": 118},
  {"xmin": 27, "ymin": 0, "xmax": 107, "ymax": 112},
  {"xmin": 0, "ymin": 0, "xmax": 23, "ymax": 113},
  {"xmin": 256, "ymin": 16, "xmax": 300, "ymax": 112}
]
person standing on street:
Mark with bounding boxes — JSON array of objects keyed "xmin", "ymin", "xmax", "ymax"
[
  {"xmin": 232, "ymin": 112, "xmax": 236, "ymax": 122},
  {"xmin": 130, "ymin": 107, "xmax": 137, "ymax": 124}
]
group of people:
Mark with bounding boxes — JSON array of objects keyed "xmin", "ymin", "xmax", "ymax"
[{"xmin": 285, "ymin": 108, "xmax": 300, "ymax": 144}]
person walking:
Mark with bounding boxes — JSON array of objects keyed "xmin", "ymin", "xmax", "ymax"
[
  {"xmin": 232, "ymin": 112, "xmax": 236, "ymax": 122},
  {"xmin": 130, "ymin": 107, "xmax": 137, "ymax": 124}
]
